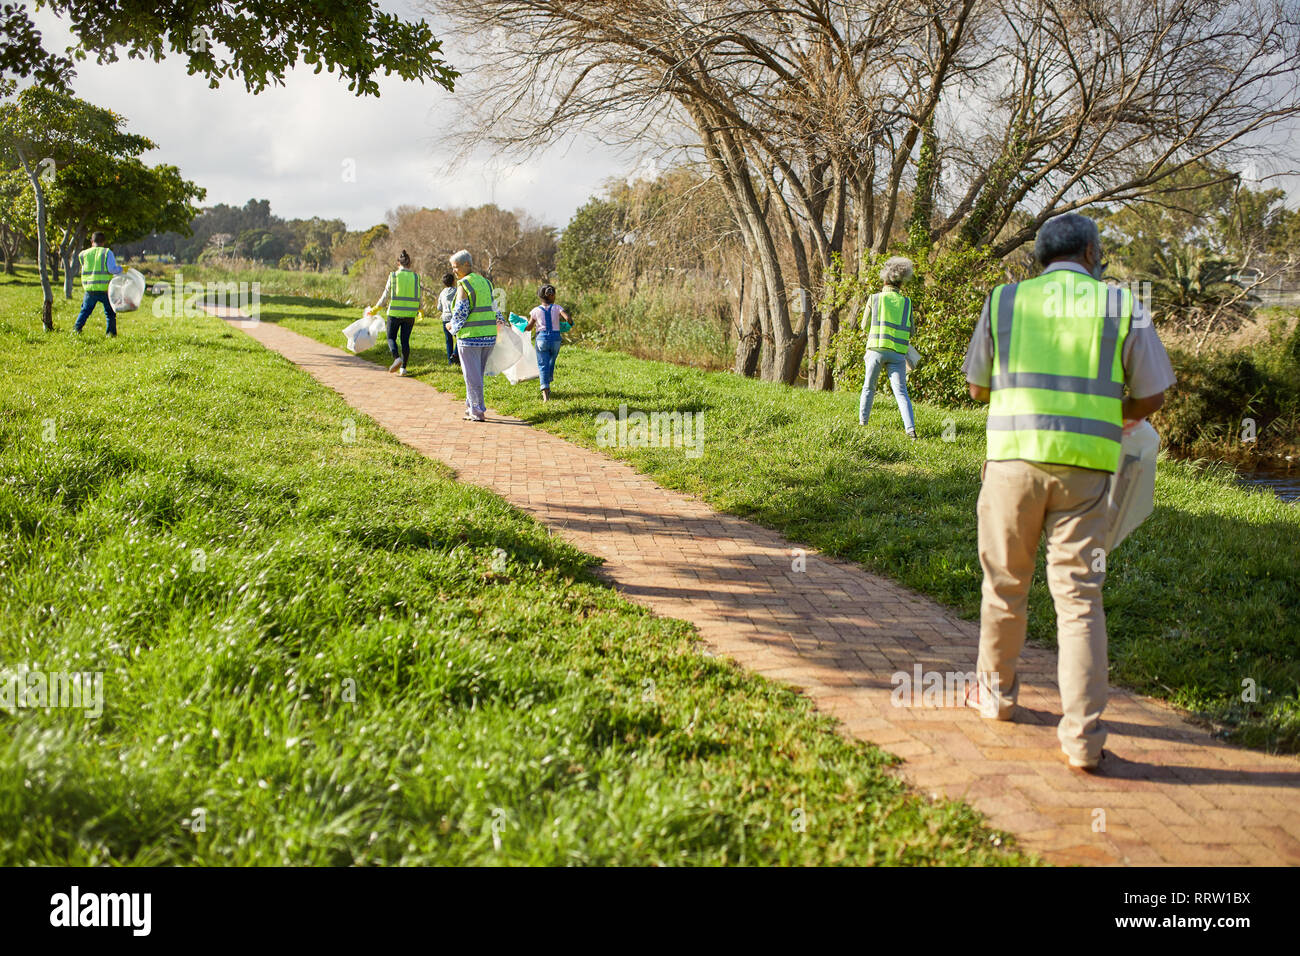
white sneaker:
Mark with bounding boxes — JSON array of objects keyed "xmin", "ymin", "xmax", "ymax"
[
  {"xmin": 398, "ymin": 366, "xmax": 409, "ymax": 376},
  {"xmin": 389, "ymin": 358, "xmax": 403, "ymax": 373}
]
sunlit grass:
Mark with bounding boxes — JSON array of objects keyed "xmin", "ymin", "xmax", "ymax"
[
  {"xmin": 0, "ymin": 270, "xmax": 1027, "ymax": 865},
  {"xmin": 268, "ymin": 289, "xmax": 1299, "ymax": 753}
]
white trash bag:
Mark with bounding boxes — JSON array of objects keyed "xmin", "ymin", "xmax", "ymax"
[
  {"xmin": 484, "ymin": 323, "xmax": 523, "ymax": 376},
  {"xmin": 1105, "ymin": 420, "xmax": 1160, "ymax": 552},
  {"xmin": 343, "ymin": 311, "xmax": 384, "ymax": 353},
  {"xmin": 504, "ymin": 328, "xmax": 540, "ymax": 385},
  {"xmin": 905, "ymin": 345, "xmax": 923, "ymax": 372},
  {"xmin": 107, "ymin": 268, "xmax": 146, "ymax": 313}
]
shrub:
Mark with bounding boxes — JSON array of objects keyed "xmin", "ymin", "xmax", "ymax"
[{"xmin": 1156, "ymin": 313, "xmax": 1300, "ymax": 462}]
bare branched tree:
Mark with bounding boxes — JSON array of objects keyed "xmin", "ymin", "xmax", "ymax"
[{"xmin": 429, "ymin": 0, "xmax": 1300, "ymax": 386}]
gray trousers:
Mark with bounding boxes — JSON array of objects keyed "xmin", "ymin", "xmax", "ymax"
[{"xmin": 458, "ymin": 343, "xmax": 493, "ymax": 417}]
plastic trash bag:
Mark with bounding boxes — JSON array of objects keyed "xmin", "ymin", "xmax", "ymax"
[
  {"xmin": 343, "ymin": 312, "xmax": 384, "ymax": 353},
  {"xmin": 504, "ymin": 329, "xmax": 540, "ymax": 384},
  {"xmin": 905, "ymin": 345, "xmax": 923, "ymax": 371},
  {"xmin": 1105, "ymin": 420, "xmax": 1160, "ymax": 552},
  {"xmin": 484, "ymin": 324, "xmax": 523, "ymax": 376},
  {"xmin": 108, "ymin": 268, "xmax": 146, "ymax": 313}
]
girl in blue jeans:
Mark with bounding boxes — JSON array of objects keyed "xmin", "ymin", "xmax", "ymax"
[{"xmin": 526, "ymin": 284, "xmax": 572, "ymax": 402}]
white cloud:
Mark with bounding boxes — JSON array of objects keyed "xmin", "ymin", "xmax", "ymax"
[{"xmin": 29, "ymin": 6, "xmax": 629, "ymax": 230}]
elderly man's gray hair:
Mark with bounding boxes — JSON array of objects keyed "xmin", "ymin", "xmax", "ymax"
[
  {"xmin": 1034, "ymin": 214, "xmax": 1100, "ymax": 266},
  {"xmin": 450, "ymin": 249, "xmax": 474, "ymax": 270},
  {"xmin": 879, "ymin": 256, "xmax": 914, "ymax": 286}
]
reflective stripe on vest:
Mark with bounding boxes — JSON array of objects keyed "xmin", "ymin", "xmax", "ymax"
[
  {"xmin": 80, "ymin": 247, "xmax": 112, "ymax": 292},
  {"xmin": 456, "ymin": 272, "xmax": 498, "ymax": 340},
  {"xmin": 986, "ymin": 272, "xmax": 1131, "ymax": 472},
  {"xmin": 866, "ymin": 291, "xmax": 912, "ymax": 353},
  {"xmin": 386, "ymin": 269, "xmax": 420, "ymax": 320}
]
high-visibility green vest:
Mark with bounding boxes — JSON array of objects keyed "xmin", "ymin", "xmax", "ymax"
[
  {"xmin": 79, "ymin": 247, "xmax": 112, "ymax": 292},
  {"xmin": 986, "ymin": 270, "xmax": 1131, "ymax": 472},
  {"xmin": 456, "ymin": 272, "xmax": 498, "ymax": 340},
  {"xmin": 865, "ymin": 289, "xmax": 913, "ymax": 354},
  {"xmin": 386, "ymin": 269, "xmax": 421, "ymax": 320}
]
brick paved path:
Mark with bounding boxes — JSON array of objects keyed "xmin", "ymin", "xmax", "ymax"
[{"xmin": 214, "ymin": 309, "xmax": 1300, "ymax": 866}]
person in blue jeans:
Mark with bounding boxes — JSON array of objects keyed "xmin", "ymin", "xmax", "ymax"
[
  {"xmin": 437, "ymin": 272, "xmax": 460, "ymax": 365},
  {"xmin": 73, "ymin": 231, "xmax": 124, "ymax": 336},
  {"xmin": 859, "ymin": 256, "xmax": 918, "ymax": 439},
  {"xmin": 526, "ymin": 284, "xmax": 572, "ymax": 402}
]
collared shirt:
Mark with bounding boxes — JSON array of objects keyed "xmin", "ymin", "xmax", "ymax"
[{"xmin": 962, "ymin": 261, "xmax": 1176, "ymax": 399}]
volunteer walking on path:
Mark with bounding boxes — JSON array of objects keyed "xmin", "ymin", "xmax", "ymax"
[
  {"xmin": 446, "ymin": 249, "xmax": 504, "ymax": 422},
  {"xmin": 963, "ymin": 213, "xmax": 1176, "ymax": 772},
  {"xmin": 526, "ymin": 283, "xmax": 572, "ymax": 402},
  {"xmin": 437, "ymin": 272, "xmax": 460, "ymax": 366},
  {"xmin": 859, "ymin": 256, "xmax": 918, "ymax": 438},
  {"xmin": 371, "ymin": 249, "xmax": 422, "ymax": 376},
  {"xmin": 74, "ymin": 231, "xmax": 123, "ymax": 337}
]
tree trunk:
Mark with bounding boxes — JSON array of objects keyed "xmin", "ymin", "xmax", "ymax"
[
  {"xmin": 60, "ymin": 227, "xmax": 80, "ymax": 299},
  {"xmin": 733, "ymin": 264, "xmax": 762, "ymax": 376},
  {"xmin": 16, "ymin": 146, "xmax": 54, "ymax": 330}
]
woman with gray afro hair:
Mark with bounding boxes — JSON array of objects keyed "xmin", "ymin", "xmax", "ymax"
[
  {"xmin": 858, "ymin": 255, "xmax": 919, "ymax": 438},
  {"xmin": 879, "ymin": 256, "xmax": 915, "ymax": 287}
]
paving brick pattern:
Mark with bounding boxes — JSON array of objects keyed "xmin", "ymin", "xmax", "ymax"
[{"xmin": 214, "ymin": 309, "xmax": 1300, "ymax": 866}]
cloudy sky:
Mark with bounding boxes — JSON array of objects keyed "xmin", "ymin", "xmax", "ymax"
[
  {"xmin": 31, "ymin": 2, "xmax": 633, "ymax": 231},
  {"xmin": 28, "ymin": 3, "xmax": 1298, "ymax": 232}
]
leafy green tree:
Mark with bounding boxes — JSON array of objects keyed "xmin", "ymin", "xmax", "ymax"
[
  {"xmin": 43, "ymin": 157, "xmax": 204, "ymax": 296},
  {"xmin": 300, "ymin": 241, "xmax": 327, "ymax": 271},
  {"xmin": 556, "ymin": 197, "xmax": 624, "ymax": 292},
  {"xmin": 0, "ymin": 82, "xmax": 152, "ymax": 328},
  {"xmin": 237, "ymin": 228, "xmax": 285, "ymax": 263},
  {"xmin": 359, "ymin": 223, "xmax": 390, "ymax": 255},
  {"xmin": 0, "ymin": 164, "xmax": 29, "ymax": 273},
  {"xmin": 3, "ymin": 1, "xmax": 456, "ymax": 96}
]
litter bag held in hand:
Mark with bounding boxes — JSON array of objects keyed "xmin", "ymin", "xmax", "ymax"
[
  {"xmin": 1105, "ymin": 420, "xmax": 1160, "ymax": 552},
  {"xmin": 107, "ymin": 269, "xmax": 146, "ymax": 313},
  {"xmin": 343, "ymin": 312, "xmax": 382, "ymax": 353},
  {"xmin": 484, "ymin": 322, "xmax": 523, "ymax": 375},
  {"xmin": 504, "ymin": 328, "xmax": 540, "ymax": 384}
]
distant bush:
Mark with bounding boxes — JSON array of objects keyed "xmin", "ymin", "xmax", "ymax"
[
  {"xmin": 825, "ymin": 242, "xmax": 1003, "ymax": 405},
  {"xmin": 1155, "ymin": 314, "xmax": 1300, "ymax": 464}
]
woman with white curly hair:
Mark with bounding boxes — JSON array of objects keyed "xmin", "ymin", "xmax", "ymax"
[{"xmin": 859, "ymin": 255, "xmax": 918, "ymax": 439}]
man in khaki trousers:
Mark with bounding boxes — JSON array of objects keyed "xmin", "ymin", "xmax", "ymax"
[{"xmin": 962, "ymin": 214, "xmax": 1175, "ymax": 772}]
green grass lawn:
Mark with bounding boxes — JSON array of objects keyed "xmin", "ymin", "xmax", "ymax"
[
  {"xmin": 257, "ymin": 287, "xmax": 1300, "ymax": 754},
  {"xmin": 0, "ymin": 271, "xmax": 1026, "ymax": 865}
]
